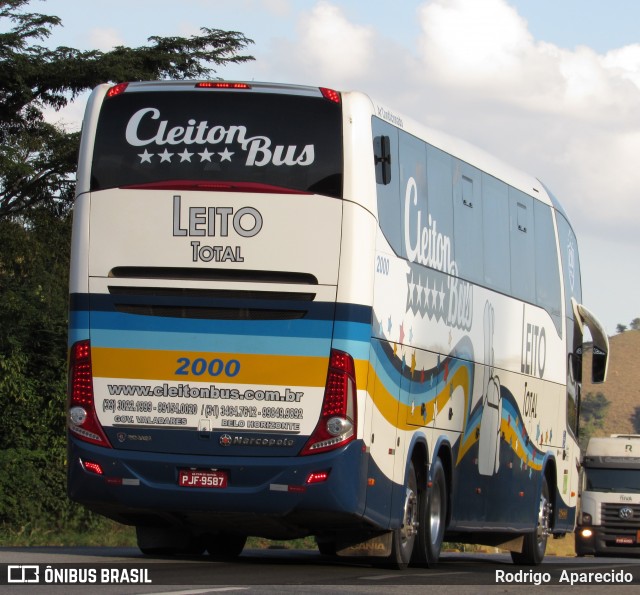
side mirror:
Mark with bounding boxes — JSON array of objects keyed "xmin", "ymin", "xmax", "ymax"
[
  {"xmin": 373, "ymin": 135, "xmax": 392, "ymax": 185},
  {"xmin": 572, "ymin": 299, "xmax": 609, "ymax": 384}
]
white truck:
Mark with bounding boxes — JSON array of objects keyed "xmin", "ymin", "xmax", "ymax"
[{"xmin": 576, "ymin": 434, "xmax": 640, "ymax": 556}]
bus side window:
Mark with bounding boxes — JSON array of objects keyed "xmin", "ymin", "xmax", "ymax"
[{"xmin": 374, "ymin": 135, "xmax": 392, "ymax": 185}]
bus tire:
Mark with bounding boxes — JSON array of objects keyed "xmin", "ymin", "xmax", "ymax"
[
  {"xmin": 384, "ymin": 461, "xmax": 419, "ymax": 569},
  {"xmin": 511, "ymin": 475, "xmax": 551, "ymax": 565},
  {"xmin": 423, "ymin": 456, "xmax": 447, "ymax": 566},
  {"xmin": 205, "ymin": 534, "xmax": 247, "ymax": 559}
]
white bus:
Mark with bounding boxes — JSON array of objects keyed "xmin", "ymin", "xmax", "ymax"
[{"xmin": 67, "ymin": 80, "xmax": 608, "ymax": 567}]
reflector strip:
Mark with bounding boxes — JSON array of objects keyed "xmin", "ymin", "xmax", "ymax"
[{"xmin": 269, "ymin": 483, "xmax": 307, "ymax": 493}]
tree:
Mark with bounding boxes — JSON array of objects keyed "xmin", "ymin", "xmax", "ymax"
[
  {"xmin": 616, "ymin": 323, "xmax": 628, "ymax": 334},
  {"xmin": 0, "ymin": 0, "xmax": 254, "ymax": 218},
  {"xmin": 0, "ymin": 0, "xmax": 254, "ymax": 537},
  {"xmin": 630, "ymin": 318, "xmax": 640, "ymax": 331}
]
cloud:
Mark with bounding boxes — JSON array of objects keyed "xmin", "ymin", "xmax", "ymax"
[
  {"xmin": 260, "ymin": 0, "xmax": 292, "ymax": 18},
  {"xmin": 419, "ymin": 0, "xmax": 534, "ymax": 86},
  {"xmin": 88, "ymin": 28, "xmax": 126, "ymax": 51},
  {"xmin": 45, "ymin": 0, "xmax": 640, "ymax": 245},
  {"xmin": 270, "ymin": 1, "xmax": 375, "ymax": 83},
  {"xmin": 417, "ymin": 0, "xmax": 640, "ymax": 118},
  {"xmin": 410, "ymin": 0, "xmax": 640, "ymax": 240},
  {"xmin": 256, "ymin": 0, "xmax": 640, "ymax": 241}
]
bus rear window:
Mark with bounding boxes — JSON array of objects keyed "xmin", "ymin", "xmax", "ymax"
[{"xmin": 90, "ymin": 91, "xmax": 343, "ymax": 198}]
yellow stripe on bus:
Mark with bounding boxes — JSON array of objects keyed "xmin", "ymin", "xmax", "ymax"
[
  {"xmin": 366, "ymin": 362, "xmax": 470, "ymax": 432},
  {"xmin": 91, "ymin": 347, "xmax": 330, "ymax": 386}
]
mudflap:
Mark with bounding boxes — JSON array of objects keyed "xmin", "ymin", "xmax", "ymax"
[{"xmin": 335, "ymin": 531, "xmax": 393, "ymax": 557}]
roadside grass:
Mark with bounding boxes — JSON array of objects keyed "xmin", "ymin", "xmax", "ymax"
[
  {"xmin": 1, "ymin": 521, "xmax": 576, "ymax": 556},
  {"xmin": 0, "ymin": 521, "xmax": 316, "ymax": 550},
  {"xmin": 0, "ymin": 521, "xmax": 137, "ymax": 548}
]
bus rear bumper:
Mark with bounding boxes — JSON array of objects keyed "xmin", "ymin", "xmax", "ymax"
[{"xmin": 67, "ymin": 437, "xmax": 374, "ymax": 538}]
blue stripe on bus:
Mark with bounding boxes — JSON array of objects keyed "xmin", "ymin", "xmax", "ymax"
[
  {"xmin": 89, "ymin": 329, "xmax": 333, "ymax": 356},
  {"xmin": 68, "ymin": 294, "xmax": 373, "ymax": 356},
  {"xmin": 70, "ymin": 294, "xmax": 372, "ymax": 322},
  {"xmin": 85, "ymin": 310, "xmax": 334, "ymax": 337}
]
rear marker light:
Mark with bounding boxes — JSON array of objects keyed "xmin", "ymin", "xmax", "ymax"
[
  {"xmin": 306, "ymin": 471, "xmax": 330, "ymax": 484},
  {"xmin": 320, "ymin": 87, "xmax": 341, "ymax": 103},
  {"xmin": 196, "ymin": 81, "xmax": 252, "ymax": 89},
  {"xmin": 82, "ymin": 460, "xmax": 104, "ymax": 475},
  {"xmin": 106, "ymin": 82, "xmax": 129, "ymax": 97}
]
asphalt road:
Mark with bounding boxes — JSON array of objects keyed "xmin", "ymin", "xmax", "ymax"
[{"xmin": 1, "ymin": 547, "xmax": 640, "ymax": 594}]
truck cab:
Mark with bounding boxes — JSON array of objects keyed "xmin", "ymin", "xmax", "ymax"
[{"xmin": 576, "ymin": 434, "xmax": 640, "ymax": 556}]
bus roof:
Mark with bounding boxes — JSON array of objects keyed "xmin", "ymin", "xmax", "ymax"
[{"xmin": 366, "ymin": 94, "xmax": 555, "ymax": 208}]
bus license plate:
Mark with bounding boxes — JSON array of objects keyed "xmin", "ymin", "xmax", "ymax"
[{"xmin": 179, "ymin": 469, "xmax": 228, "ymax": 488}]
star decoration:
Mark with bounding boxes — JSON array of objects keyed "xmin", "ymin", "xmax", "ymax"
[
  {"xmin": 219, "ymin": 148, "xmax": 234, "ymax": 162},
  {"xmin": 199, "ymin": 148, "xmax": 214, "ymax": 162},
  {"xmin": 158, "ymin": 149, "xmax": 174, "ymax": 163},
  {"xmin": 178, "ymin": 149, "xmax": 193, "ymax": 162},
  {"xmin": 138, "ymin": 149, "xmax": 153, "ymax": 163}
]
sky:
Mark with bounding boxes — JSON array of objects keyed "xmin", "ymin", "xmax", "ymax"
[{"xmin": 22, "ymin": 0, "xmax": 640, "ymax": 336}]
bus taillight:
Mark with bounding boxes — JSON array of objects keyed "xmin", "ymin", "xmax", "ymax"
[
  {"xmin": 320, "ymin": 87, "xmax": 341, "ymax": 103},
  {"xmin": 68, "ymin": 340, "xmax": 112, "ymax": 448},
  {"xmin": 300, "ymin": 349, "xmax": 357, "ymax": 455},
  {"xmin": 106, "ymin": 82, "xmax": 129, "ymax": 98}
]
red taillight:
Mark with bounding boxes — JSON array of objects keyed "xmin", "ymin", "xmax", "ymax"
[
  {"xmin": 300, "ymin": 349, "xmax": 356, "ymax": 455},
  {"xmin": 82, "ymin": 460, "xmax": 104, "ymax": 475},
  {"xmin": 306, "ymin": 470, "xmax": 331, "ymax": 484},
  {"xmin": 196, "ymin": 81, "xmax": 252, "ymax": 90},
  {"xmin": 68, "ymin": 340, "xmax": 111, "ymax": 447},
  {"xmin": 106, "ymin": 82, "xmax": 129, "ymax": 98},
  {"xmin": 320, "ymin": 87, "xmax": 341, "ymax": 103}
]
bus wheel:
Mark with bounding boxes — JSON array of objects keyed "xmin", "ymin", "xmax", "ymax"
[
  {"xmin": 385, "ymin": 462, "xmax": 419, "ymax": 569},
  {"xmin": 511, "ymin": 475, "xmax": 551, "ymax": 565},
  {"xmin": 423, "ymin": 456, "xmax": 447, "ymax": 566},
  {"xmin": 205, "ymin": 534, "xmax": 247, "ymax": 559}
]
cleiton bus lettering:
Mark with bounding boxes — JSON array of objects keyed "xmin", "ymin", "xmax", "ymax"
[
  {"xmin": 404, "ymin": 176, "xmax": 456, "ymax": 275},
  {"xmin": 125, "ymin": 108, "xmax": 315, "ymax": 167},
  {"xmin": 244, "ymin": 136, "xmax": 315, "ymax": 167},
  {"xmin": 125, "ymin": 108, "xmax": 252, "ymax": 147}
]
